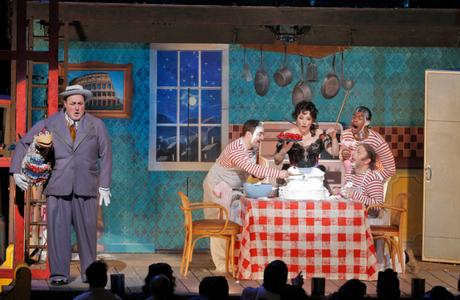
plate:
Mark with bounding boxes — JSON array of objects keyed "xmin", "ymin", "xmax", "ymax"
[{"xmin": 277, "ymin": 132, "xmax": 303, "ymax": 142}]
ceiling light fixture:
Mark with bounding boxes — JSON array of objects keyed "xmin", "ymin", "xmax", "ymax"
[{"xmin": 266, "ymin": 25, "xmax": 310, "ymax": 44}]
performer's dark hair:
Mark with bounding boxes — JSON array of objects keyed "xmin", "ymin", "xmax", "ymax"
[
  {"xmin": 292, "ymin": 101, "xmax": 319, "ymax": 136},
  {"xmin": 354, "ymin": 106, "xmax": 372, "ymax": 122},
  {"xmin": 361, "ymin": 143, "xmax": 377, "ymax": 170},
  {"xmin": 242, "ymin": 119, "xmax": 261, "ymax": 135}
]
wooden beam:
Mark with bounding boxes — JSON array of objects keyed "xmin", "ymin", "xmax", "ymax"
[
  {"xmin": 27, "ymin": 3, "xmax": 460, "ymax": 28},
  {"xmin": 53, "ymin": 22, "xmax": 459, "ymax": 47},
  {"xmin": 14, "ymin": 0, "xmax": 27, "ymax": 274},
  {"xmin": 25, "ymin": 3, "xmax": 460, "ymax": 47}
]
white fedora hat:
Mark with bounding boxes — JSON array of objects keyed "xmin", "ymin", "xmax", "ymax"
[{"xmin": 59, "ymin": 84, "xmax": 92, "ymax": 101}]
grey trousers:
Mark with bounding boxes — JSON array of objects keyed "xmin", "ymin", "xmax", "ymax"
[{"xmin": 46, "ymin": 194, "xmax": 98, "ymax": 279}]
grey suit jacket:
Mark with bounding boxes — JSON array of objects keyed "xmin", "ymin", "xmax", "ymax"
[{"xmin": 10, "ymin": 110, "xmax": 112, "ymax": 197}]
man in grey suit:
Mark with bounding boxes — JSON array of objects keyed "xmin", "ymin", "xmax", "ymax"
[{"xmin": 10, "ymin": 85, "xmax": 112, "ymax": 285}]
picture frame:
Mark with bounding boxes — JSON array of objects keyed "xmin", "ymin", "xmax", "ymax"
[{"xmin": 67, "ymin": 61, "xmax": 132, "ymax": 118}]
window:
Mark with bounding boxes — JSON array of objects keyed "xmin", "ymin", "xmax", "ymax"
[{"xmin": 149, "ymin": 44, "xmax": 229, "ymax": 171}]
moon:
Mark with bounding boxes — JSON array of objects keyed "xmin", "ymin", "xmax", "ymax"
[{"xmin": 189, "ymin": 96, "xmax": 197, "ymax": 106}]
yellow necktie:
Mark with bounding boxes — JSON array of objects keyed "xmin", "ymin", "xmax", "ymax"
[{"xmin": 69, "ymin": 123, "xmax": 76, "ymax": 142}]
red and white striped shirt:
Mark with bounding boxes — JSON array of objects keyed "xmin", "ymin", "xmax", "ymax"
[
  {"xmin": 345, "ymin": 170, "xmax": 384, "ymax": 206},
  {"xmin": 217, "ymin": 138, "xmax": 281, "ymax": 179},
  {"xmin": 341, "ymin": 129, "xmax": 396, "ymax": 181}
]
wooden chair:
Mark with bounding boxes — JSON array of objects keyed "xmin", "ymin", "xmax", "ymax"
[
  {"xmin": 367, "ymin": 193, "xmax": 408, "ymax": 274},
  {"xmin": 178, "ymin": 191, "xmax": 241, "ymax": 277}
]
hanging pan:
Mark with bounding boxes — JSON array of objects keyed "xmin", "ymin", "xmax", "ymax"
[
  {"xmin": 254, "ymin": 48, "xmax": 270, "ymax": 96},
  {"xmin": 274, "ymin": 44, "xmax": 293, "ymax": 87},
  {"xmin": 321, "ymin": 54, "xmax": 340, "ymax": 99},
  {"xmin": 292, "ymin": 56, "xmax": 312, "ymax": 106}
]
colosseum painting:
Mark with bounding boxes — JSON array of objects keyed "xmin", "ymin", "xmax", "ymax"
[{"xmin": 67, "ymin": 62, "xmax": 132, "ymax": 118}]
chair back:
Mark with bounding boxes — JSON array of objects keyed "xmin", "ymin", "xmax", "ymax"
[
  {"xmin": 178, "ymin": 192, "xmax": 192, "ymax": 229},
  {"xmin": 390, "ymin": 193, "xmax": 408, "ymax": 229}
]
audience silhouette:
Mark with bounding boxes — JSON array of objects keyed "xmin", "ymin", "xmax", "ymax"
[
  {"xmin": 73, "ymin": 260, "xmax": 121, "ymax": 300},
  {"xmin": 143, "ymin": 263, "xmax": 176, "ymax": 299},
  {"xmin": 377, "ymin": 268, "xmax": 400, "ymax": 300}
]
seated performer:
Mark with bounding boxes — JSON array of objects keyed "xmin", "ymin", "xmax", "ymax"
[
  {"xmin": 202, "ymin": 120, "xmax": 289, "ymax": 272},
  {"xmin": 341, "ymin": 143, "xmax": 384, "ymax": 207},
  {"xmin": 341, "ymin": 143, "xmax": 390, "ymax": 271},
  {"xmin": 340, "ymin": 106, "xmax": 395, "ymax": 181}
]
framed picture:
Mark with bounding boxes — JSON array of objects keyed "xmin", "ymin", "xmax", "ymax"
[{"xmin": 67, "ymin": 61, "xmax": 133, "ymax": 118}]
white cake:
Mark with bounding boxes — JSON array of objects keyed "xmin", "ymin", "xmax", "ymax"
[{"xmin": 279, "ymin": 167, "xmax": 330, "ymax": 200}]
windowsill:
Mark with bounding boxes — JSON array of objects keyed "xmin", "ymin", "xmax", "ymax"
[{"xmin": 149, "ymin": 161, "xmax": 214, "ymax": 171}]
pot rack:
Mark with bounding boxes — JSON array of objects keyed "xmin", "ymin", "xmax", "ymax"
[{"xmin": 240, "ymin": 41, "xmax": 350, "ymax": 59}]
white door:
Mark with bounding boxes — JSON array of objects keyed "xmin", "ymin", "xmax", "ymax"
[{"xmin": 423, "ymin": 70, "xmax": 460, "ymax": 263}]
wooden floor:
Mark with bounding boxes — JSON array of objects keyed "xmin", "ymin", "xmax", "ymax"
[{"xmin": 29, "ymin": 253, "xmax": 460, "ymax": 297}]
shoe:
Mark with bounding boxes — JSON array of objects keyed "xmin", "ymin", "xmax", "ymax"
[{"xmin": 50, "ymin": 277, "xmax": 69, "ymax": 286}]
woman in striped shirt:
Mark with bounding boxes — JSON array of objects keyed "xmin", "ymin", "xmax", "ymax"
[
  {"xmin": 341, "ymin": 143, "xmax": 384, "ymax": 207},
  {"xmin": 340, "ymin": 106, "xmax": 395, "ymax": 182},
  {"xmin": 203, "ymin": 120, "xmax": 289, "ymax": 272},
  {"xmin": 342, "ymin": 143, "xmax": 390, "ymax": 271}
]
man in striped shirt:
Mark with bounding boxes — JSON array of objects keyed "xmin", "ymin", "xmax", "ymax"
[
  {"xmin": 342, "ymin": 143, "xmax": 384, "ymax": 207},
  {"xmin": 203, "ymin": 120, "xmax": 289, "ymax": 272},
  {"xmin": 340, "ymin": 106, "xmax": 395, "ymax": 182}
]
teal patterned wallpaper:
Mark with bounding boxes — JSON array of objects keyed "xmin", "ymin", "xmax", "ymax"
[
  {"xmin": 229, "ymin": 45, "xmax": 460, "ymax": 126},
  {"xmin": 36, "ymin": 42, "xmax": 460, "ymax": 252},
  {"xmin": 64, "ymin": 42, "xmax": 206, "ymax": 252}
]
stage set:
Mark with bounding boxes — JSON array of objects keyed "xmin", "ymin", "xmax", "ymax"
[{"xmin": 1, "ymin": 1, "xmax": 460, "ymax": 299}]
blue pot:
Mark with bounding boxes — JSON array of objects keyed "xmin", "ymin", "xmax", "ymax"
[{"xmin": 244, "ymin": 183, "xmax": 273, "ymax": 199}]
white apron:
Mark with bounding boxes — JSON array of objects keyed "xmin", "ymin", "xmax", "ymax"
[{"xmin": 202, "ymin": 157, "xmax": 255, "ymax": 271}]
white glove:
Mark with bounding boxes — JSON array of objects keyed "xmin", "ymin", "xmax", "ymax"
[
  {"xmin": 98, "ymin": 187, "xmax": 111, "ymax": 206},
  {"xmin": 13, "ymin": 173, "xmax": 29, "ymax": 191}
]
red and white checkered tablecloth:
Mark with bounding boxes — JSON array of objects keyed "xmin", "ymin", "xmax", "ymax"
[{"xmin": 235, "ymin": 197, "xmax": 378, "ymax": 281}]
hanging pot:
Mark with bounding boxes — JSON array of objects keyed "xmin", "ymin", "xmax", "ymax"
[
  {"xmin": 292, "ymin": 56, "xmax": 312, "ymax": 106},
  {"xmin": 274, "ymin": 45, "xmax": 293, "ymax": 87},
  {"xmin": 321, "ymin": 54, "xmax": 340, "ymax": 99},
  {"xmin": 254, "ymin": 49, "xmax": 269, "ymax": 96}
]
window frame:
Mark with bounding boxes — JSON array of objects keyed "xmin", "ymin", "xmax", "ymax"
[{"xmin": 149, "ymin": 43, "xmax": 229, "ymax": 171}]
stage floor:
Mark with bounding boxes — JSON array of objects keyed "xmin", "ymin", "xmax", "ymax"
[{"xmin": 29, "ymin": 252, "xmax": 460, "ymax": 297}]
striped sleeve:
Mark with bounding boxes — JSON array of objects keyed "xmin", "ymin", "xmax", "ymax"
[
  {"xmin": 339, "ymin": 130, "xmax": 354, "ymax": 146},
  {"xmin": 228, "ymin": 149, "xmax": 281, "ymax": 179},
  {"xmin": 351, "ymin": 173, "xmax": 384, "ymax": 206},
  {"xmin": 372, "ymin": 132, "xmax": 396, "ymax": 181},
  {"xmin": 218, "ymin": 139, "xmax": 281, "ymax": 179}
]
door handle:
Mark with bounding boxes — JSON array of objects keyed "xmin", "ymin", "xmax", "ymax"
[{"xmin": 425, "ymin": 165, "xmax": 432, "ymax": 182}]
